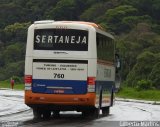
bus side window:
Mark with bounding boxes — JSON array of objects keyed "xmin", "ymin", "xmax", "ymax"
[{"xmin": 96, "ymin": 33, "xmax": 114, "ymax": 62}]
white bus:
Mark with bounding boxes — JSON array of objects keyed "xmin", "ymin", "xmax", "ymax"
[{"xmin": 25, "ymin": 20, "xmax": 119, "ymax": 119}]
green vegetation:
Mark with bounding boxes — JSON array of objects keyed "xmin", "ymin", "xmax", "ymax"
[
  {"xmin": 0, "ymin": 76, "xmax": 24, "ymax": 90},
  {"xmin": 116, "ymin": 87, "xmax": 160, "ymax": 101},
  {"xmin": 0, "ymin": 80, "xmax": 24, "ymax": 90},
  {"xmin": 136, "ymin": 80, "xmax": 153, "ymax": 91},
  {"xmin": 0, "ymin": 0, "xmax": 159, "ymax": 96}
]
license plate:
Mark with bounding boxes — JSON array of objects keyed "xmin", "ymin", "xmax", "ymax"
[{"xmin": 54, "ymin": 89, "xmax": 64, "ymax": 94}]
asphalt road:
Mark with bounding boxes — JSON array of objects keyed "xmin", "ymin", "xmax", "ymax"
[{"xmin": 0, "ymin": 89, "xmax": 160, "ymax": 127}]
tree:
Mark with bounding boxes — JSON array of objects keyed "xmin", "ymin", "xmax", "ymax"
[
  {"xmin": 149, "ymin": 62, "xmax": 160, "ymax": 89},
  {"xmin": 105, "ymin": 5, "xmax": 138, "ymax": 33},
  {"xmin": 124, "ymin": 0, "xmax": 160, "ymax": 21},
  {"xmin": 136, "ymin": 80, "xmax": 153, "ymax": 91},
  {"xmin": 0, "ymin": 0, "xmax": 160, "ymax": 83},
  {"xmin": 25, "ymin": 0, "xmax": 58, "ymax": 21},
  {"xmin": 0, "ymin": 53, "xmax": 5, "ymax": 67},
  {"xmin": 80, "ymin": 3, "xmax": 109, "ymax": 22},
  {"xmin": 1, "ymin": 22, "xmax": 31, "ymax": 43},
  {"xmin": 46, "ymin": 0, "xmax": 77, "ymax": 20},
  {"xmin": 126, "ymin": 51, "xmax": 158, "ymax": 87},
  {"xmin": 122, "ymin": 15, "xmax": 152, "ymax": 30},
  {"xmin": 116, "ymin": 39, "xmax": 141, "ymax": 80},
  {"xmin": 0, "ymin": 61, "xmax": 24, "ymax": 80},
  {"xmin": 0, "ymin": 3, "xmax": 27, "ymax": 29},
  {"xmin": 3, "ymin": 43, "xmax": 25, "ymax": 64}
]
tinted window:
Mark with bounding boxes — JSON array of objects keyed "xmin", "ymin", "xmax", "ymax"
[
  {"xmin": 97, "ymin": 33, "xmax": 114, "ymax": 61},
  {"xmin": 34, "ymin": 29, "xmax": 88, "ymax": 51}
]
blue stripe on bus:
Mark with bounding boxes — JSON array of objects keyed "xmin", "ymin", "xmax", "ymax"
[{"xmin": 32, "ymin": 79, "xmax": 87, "ymax": 94}]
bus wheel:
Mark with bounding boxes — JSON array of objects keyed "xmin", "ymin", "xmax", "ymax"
[
  {"xmin": 82, "ymin": 108, "xmax": 100, "ymax": 119},
  {"xmin": 82, "ymin": 110, "xmax": 90, "ymax": 117},
  {"xmin": 33, "ymin": 108, "xmax": 42, "ymax": 119},
  {"xmin": 102, "ymin": 107, "xmax": 109, "ymax": 116},
  {"xmin": 42, "ymin": 110, "xmax": 51, "ymax": 119},
  {"xmin": 53, "ymin": 110, "xmax": 60, "ymax": 117},
  {"xmin": 82, "ymin": 109, "xmax": 94, "ymax": 118},
  {"xmin": 93, "ymin": 108, "xmax": 100, "ymax": 118}
]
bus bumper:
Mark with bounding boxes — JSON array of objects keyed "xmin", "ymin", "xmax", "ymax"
[{"xmin": 25, "ymin": 91, "xmax": 96, "ymax": 108}]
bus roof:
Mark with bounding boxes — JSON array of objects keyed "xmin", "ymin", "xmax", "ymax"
[
  {"xmin": 33, "ymin": 20, "xmax": 113, "ymax": 39},
  {"xmin": 57, "ymin": 21, "xmax": 104, "ymax": 30},
  {"xmin": 34, "ymin": 20, "xmax": 104, "ymax": 30}
]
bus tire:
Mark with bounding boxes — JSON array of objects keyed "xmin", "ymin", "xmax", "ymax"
[
  {"xmin": 33, "ymin": 108, "xmax": 42, "ymax": 119},
  {"xmin": 82, "ymin": 109, "xmax": 93, "ymax": 118},
  {"xmin": 82, "ymin": 110, "xmax": 90, "ymax": 117},
  {"xmin": 110, "ymin": 89, "xmax": 114, "ymax": 106},
  {"xmin": 82, "ymin": 108, "xmax": 99, "ymax": 119},
  {"xmin": 102, "ymin": 107, "xmax": 109, "ymax": 116},
  {"xmin": 42, "ymin": 110, "xmax": 51, "ymax": 119},
  {"xmin": 96, "ymin": 87, "xmax": 102, "ymax": 118},
  {"xmin": 93, "ymin": 108, "xmax": 100, "ymax": 118},
  {"xmin": 53, "ymin": 110, "xmax": 60, "ymax": 117}
]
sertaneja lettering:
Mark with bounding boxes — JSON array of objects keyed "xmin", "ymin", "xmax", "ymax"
[{"xmin": 35, "ymin": 35, "xmax": 87, "ymax": 44}]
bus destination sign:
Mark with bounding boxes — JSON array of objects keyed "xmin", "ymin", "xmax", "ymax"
[{"xmin": 34, "ymin": 29, "xmax": 88, "ymax": 51}]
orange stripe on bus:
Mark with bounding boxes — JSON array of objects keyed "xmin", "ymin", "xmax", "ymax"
[{"xmin": 25, "ymin": 91, "xmax": 96, "ymax": 106}]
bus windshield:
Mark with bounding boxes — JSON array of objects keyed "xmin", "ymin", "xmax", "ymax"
[{"xmin": 34, "ymin": 29, "xmax": 88, "ymax": 51}]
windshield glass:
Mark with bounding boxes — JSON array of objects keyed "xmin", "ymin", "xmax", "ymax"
[{"xmin": 34, "ymin": 29, "xmax": 88, "ymax": 51}]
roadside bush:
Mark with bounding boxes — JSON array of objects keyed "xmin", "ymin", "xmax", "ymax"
[
  {"xmin": 11, "ymin": 76, "xmax": 23, "ymax": 83},
  {"xmin": 126, "ymin": 51, "xmax": 157, "ymax": 87},
  {"xmin": 149, "ymin": 62, "xmax": 160, "ymax": 89},
  {"xmin": 5, "ymin": 76, "xmax": 23, "ymax": 84},
  {"xmin": 136, "ymin": 79, "xmax": 153, "ymax": 91}
]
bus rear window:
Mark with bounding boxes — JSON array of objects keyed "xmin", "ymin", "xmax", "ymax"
[{"xmin": 34, "ymin": 29, "xmax": 88, "ymax": 51}]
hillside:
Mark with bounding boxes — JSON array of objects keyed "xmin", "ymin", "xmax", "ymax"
[{"xmin": 0, "ymin": 0, "xmax": 160, "ymax": 89}]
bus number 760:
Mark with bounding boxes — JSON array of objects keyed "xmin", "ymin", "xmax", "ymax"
[{"xmin": 53, "ymin": 73, "xmax": 64, "ymax": 79}]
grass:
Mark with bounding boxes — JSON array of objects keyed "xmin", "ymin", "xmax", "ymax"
[
  {"xmin": 116, "ymin": 87, "xmax": 160, "ymax": 101},
  {"xmin": 0, "ymin": 80, "xmax": 24, "ymax": 90}
]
